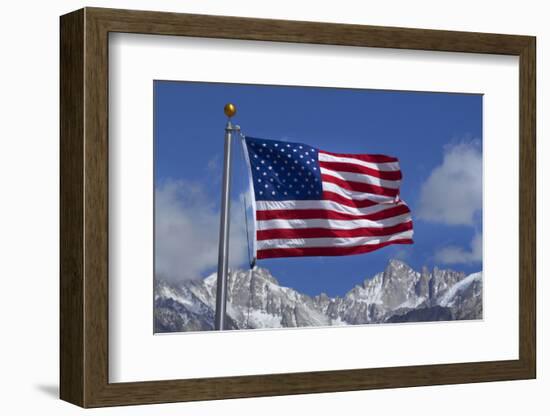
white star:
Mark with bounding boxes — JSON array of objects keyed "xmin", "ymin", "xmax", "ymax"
[
  {"xmin": 305, "ymin": 152, "xmax": 309, "ymax": 156},
  {"xmin": 257, "ymin": 179, "xmax": 262, "ymax": 183},
  {"xmin": 268, "ymin": 166, "xmax": 272, "ymax": 170},
  {"xmin": 274, "ymin": 143, "xmax": 278, "ymax": 147},
  {"xmin": 272, "ymin": 191, "xmax": 275, "ymax": 195},
  {"xmin": 286, "ymin": 144, "xmax": 291, "ymax": 147},
  {"xmin": 263, "ymin": 172, "xmax": 267, "ymax": 176},
  {"xmin": 259, "ymin": 191, "xmax": 263, "ymax": 195},
  {"xmin": 256, "ymin": 167, "xmax": 260, "ymax": 170},
  {"xmin": 284, "ymin": 191, "xmax": 288, "ymax": 195},
  {"xmin": 281, "ymin": 148, "xmax": 285, "ymax": 152},
  {"xmin": 264, "ymin": 184, "xmax": 268, "ymax": 188},
  {"xmin": 254, "ymin": 154, "xmax": 258, "ymax": 158},
  {"xmin": 262, "ymin": 143, "xmax": 266, "ymax": 146},
  {"xmin": 299, "ymin": 155, "xmax": 303, "ymax": 159},
  {"xmin": 299, "ymin": 146, "xmax": 303, "ymax": 149},
  {"xmin": 293, "ymin": 149, "xmax": 297, "ymax": 152}
]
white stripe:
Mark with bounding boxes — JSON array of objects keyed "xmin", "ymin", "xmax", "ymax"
[
  {"xmin": 257, "ymin": 230, "xmax": 414, "ymax": 250},
  {"xmin": 322, "ymin": 181, "xmax": 398, "ymax": 203},
  {"xmin": 318, "ymin": 152, "xmax": 400, "ymax": 172},
  {"xmin": 320, "ymin": 167, "xmax": 401, "ymax": 189},
  {"xmin": 255, "ymin": 199, "xmax": 402, "ymax": 216},
  {"xmin": 257, "ymin": 213, "xmax": 412, "ymax": 231},
  {"xmin": 241, "ymin": 137, "xmax": 258, "ymax": 259}
]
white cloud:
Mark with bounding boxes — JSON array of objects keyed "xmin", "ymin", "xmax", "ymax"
[
  {"xmin": 417, "ymin": 142, "xmax": 482, "ymax": 226},
  {"xmin": 154, "ymin": 179, "xmax": 248, "ymax": 282},
  {"xmin": 434, "ymin": 232, "xmax": 482, "ymax": 265},
  {"xmin": 206, "ymin": 154, "xmax": 221, "ymax": 174}
]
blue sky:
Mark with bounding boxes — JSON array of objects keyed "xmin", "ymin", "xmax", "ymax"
[{"xmin": 154, "ymin": 80, "xmax": 482, "ymax": 297}]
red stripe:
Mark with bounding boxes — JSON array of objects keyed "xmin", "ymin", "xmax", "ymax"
[
  {"xmin": 321, "ymin": 174, "xmax": 399, "ymax": 197},
  {"xmin": 319, "ymin": 161, "xmax": 402, "ymax": 180},
  {"xmin": 256, "ymin": 204, "xmax": 410, "ymax": 221},
  {"xmin": 319, "ymin": 150, "xmax": 398, "ymax": 163},
  {"xmin": 322, "ymin": 191, "xmax": 380, "ymax": 208},
  {"xmin": 257, "ymin": 239, "xmax": 413, "ymax": 259},
  {"xmin": 257, "ymin": 221, "xmax": 413, "ymax": 240}
]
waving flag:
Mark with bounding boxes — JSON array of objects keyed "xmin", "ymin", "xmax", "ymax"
[{"xmin": 243, "ymin": 136, "xmax": 414, "ymax": 260}]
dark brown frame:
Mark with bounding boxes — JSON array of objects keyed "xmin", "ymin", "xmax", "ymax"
[{"xmin": 60, "ymin": 7, "xmax": 536, "ymax": 408}]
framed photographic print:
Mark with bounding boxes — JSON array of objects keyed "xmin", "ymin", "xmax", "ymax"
[{"xmin": 60, "ymin": 7, "xmax": 536, "ymax": 408}]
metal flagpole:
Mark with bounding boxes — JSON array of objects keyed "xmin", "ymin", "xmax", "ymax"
[{"xmin": 215, "ymin": 103, "xmax": 238, "ymax": 330}]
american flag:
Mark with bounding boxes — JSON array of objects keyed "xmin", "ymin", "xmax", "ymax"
[{"xmin": 243, "ymin": 136, "xmax": 413, "ymax": 260}]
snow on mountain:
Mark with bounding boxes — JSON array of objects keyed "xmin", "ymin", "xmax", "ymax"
[
  {"xmin": 439, "ymin": 272, "xmax": 482, "ymax": 307},
  {"xmin": 154, "ymin": 259, "xmax": 483, "ymax": 332}
]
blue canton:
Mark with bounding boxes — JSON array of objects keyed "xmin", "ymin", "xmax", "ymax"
[{"xmin": 245, "ymin": 136, "xmax": 323, "ymax": 201}]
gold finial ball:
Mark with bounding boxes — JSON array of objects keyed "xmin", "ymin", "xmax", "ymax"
[{"xmin": 224, "ymin": 103, "xmax": 237, "ymax": 118}]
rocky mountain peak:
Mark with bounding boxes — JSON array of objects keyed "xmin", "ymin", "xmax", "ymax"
[
  {"xmin": 204, "ymin": 267, "xmax": 280, "ymax": 287},
  {"xmin": 249, "ymin": 267, "xmax": 279, "ymax": 285},
  {"xmin": 386, "ymin": 258, "xmax": 411, "ymax": 271}
]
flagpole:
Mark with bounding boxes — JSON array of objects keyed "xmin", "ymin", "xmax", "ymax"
[{"xmin": 215, "ymin": 103, "xmax": 238, "ymax": 330}]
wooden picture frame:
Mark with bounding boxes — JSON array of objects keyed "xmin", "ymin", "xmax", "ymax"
[{"xmin": 60, "ymin": 7, "xmax": 536, "ymax": 408}]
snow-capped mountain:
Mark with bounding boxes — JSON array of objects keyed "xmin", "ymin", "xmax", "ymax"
[{"xmin": 154, "ymin": 259, "xmax": 482, "ymax": 332}]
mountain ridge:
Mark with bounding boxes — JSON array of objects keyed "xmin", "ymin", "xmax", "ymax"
[{"xmin": 154, "ymin": 259, "xmax": 482, "ymax": 332}]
